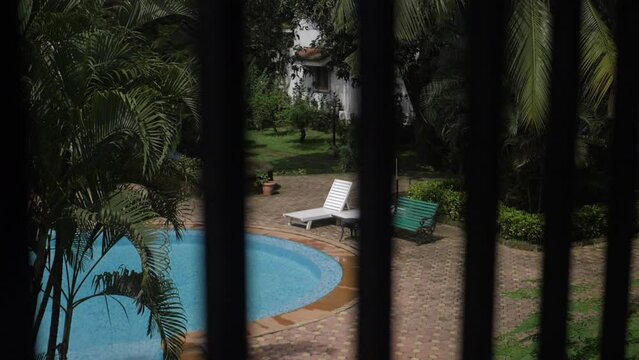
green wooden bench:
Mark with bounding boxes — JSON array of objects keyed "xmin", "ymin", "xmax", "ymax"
[{"xmin": 392, "ymin": 197, "xmax": 440, "ymax": 245}]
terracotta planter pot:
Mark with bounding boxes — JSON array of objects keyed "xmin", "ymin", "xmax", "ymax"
[{"xmin": 262, "ymin": 181, "xmax": 276, "ymax": 196}]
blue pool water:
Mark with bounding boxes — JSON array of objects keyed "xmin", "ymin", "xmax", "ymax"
[{"xmin": 35, "ymin": 230, "xmax": 342, "ymax": 359}]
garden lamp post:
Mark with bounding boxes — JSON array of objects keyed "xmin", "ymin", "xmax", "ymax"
[{"xmin": 331, "ymin": 113, "xmax": 337, "ymax": 148}]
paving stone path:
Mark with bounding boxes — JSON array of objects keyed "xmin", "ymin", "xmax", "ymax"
[{"xmin": 188, "ymin": 174, "xmax": 638, "ymax": 359}]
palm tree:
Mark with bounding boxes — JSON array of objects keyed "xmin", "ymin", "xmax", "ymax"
[
  {"xmin": 328, "ymin": 0, "xmax": 616, "ymax": 211},
  {"xmin": 332, "ymin": 0, "xmax": 616, "ymax": 132},
  {"xmin": 20, "ymin": 1, "xmax": 197, "ymax": 359}
]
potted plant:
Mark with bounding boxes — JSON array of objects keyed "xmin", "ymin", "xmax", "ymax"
[{"xmin": 255, "ymin": 171, "xmax": 276, "ymax": 195}]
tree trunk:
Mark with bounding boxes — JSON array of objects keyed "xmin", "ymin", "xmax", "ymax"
[
  {"xmin": 47, "ymin": 220, "xmax": 75, "ymax": 359},
  {"xmin": 33, "ymin": 225, "xmax": 52, "ymax": 334},
  {"xmin": 34, "ymin": 270, "xmax": 55, "ymax": 336},
  {"xmin": 32, "ymin": 225, "xmax": 49, "ymax": 298},
  {"xmin": 332, "ymin": 116, "xmax": 336, "ymax": 148},
  {"xmin": 46, "ymin": 240, "xmax": 64, "ymax": 359},
  {"xmin": 269, "ymin": 111, "xmax": 278, "ymax": 135},
  {"xmin": 299, "ymin": 128, "xmax": 306, "ymax": 143},
  {"xmin": 59, "ymin": 299, "xmax": 74, "ymax": 360}
]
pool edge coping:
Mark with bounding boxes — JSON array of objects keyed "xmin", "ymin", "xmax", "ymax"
[{"xmin": 181, "ymin": 225, "xmax": 358, "ymax": 343}]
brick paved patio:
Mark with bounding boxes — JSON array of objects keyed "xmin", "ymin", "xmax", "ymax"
[{"xmin": 189, "ymin": 173, "xmax": 639, "ymax": 359}]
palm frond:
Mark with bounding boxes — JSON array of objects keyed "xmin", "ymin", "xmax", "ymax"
[
  {"xmin": 154, "ymin": 63, "xmax": 200, "ymax": 123},
  {"xmin": 506, "ymin": 0, "xmax": 552, "ymax": 132},
  {"xmin": 579, "ymin": 0, "xmax": 616, "ymax": 110},
  {"xmin": 37, "ymin": 36, "xmax": 88, "ymax": 107},
  {"xmin": 333, "ymin": 0, "xmax": 357, "ymax": 32},
  {"xmin": 334, "ymin": 0, "xmax": 458, "ymax": 43},
  {"xmin": 396, "ymin": 0, "xmax": 460, "ymax": 42},
  {"xmin": 395, "ymin": 0, "xmax": 427, "ymax": 42},
  {"xmin": 78, "ymin": 89, "xmax": 178, "ymax": 177},
  {"xmin": 344, "ymin": 50, "xmax": 359, "ymax": 75},
  {"xmin": 114, "ymin": 0, "xmax": 196, "ymax": 29},
  {"xmin": 107, "ymin": 188, "xmax": 172, "ymax": 276},
  {"xmin": 18, "ymin": 0, "xmax": 34, "ymax": 34},
  {"xmin": 83, "ymin": 29, "xmax": 137, "ymax": 85},
  {"xmin": 92, "ymin": 268, "xmax": 186, "ymax": 360},
  {"xmin": 71, "ymin": 187, "xmax": 171, "ymax": 275},
  {"xmin": 66, "ymin": 227, "xmax": 99, "ymax": 272},
  {"xmin": 420, "ymin": 76, "xmax": 467, "ymax": 142},
  {"xmin": 39, "ymin": 0, "xmax": 84, "ymax": 13}
]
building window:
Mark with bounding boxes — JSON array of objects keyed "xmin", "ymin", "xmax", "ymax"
[{"xmin": 312, "ymin": 66, "xmax": 329, "ymax": 92}]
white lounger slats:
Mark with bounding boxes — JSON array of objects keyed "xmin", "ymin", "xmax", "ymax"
[{"xmin": 283, "ymin": 179, "xmax": 353, "ymax": 230}]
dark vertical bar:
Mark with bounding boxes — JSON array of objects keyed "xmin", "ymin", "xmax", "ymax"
[
  {"xmin": 2, "ymin": 2, "xmax": 33, "ymax": 359},
  {"xmin": 539, "ymin": 0, "xmax": 581, "ymax": 358},
  {"xmin": 461, "ymin": 0, "xmax": 506, "ymax": 358},
  {"xmin": 357, "ymin": 0, "xmax": 394, "ymax": 358},
  {"xmin": 600, "ymin": 0, "xmax": 639, "ymax": 358},
  {"xmin": 199, "ymin": 0, "xmax": 247, "ymax": 359}
]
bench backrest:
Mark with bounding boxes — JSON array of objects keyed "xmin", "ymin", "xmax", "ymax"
[{"xmin": 393, "ymin": 197, "xmax": 439, "ymax": 232}]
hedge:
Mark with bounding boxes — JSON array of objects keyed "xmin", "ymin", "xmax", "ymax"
[
  {"xmin": 572, "ymin": 204, "xmax": 607, "ymax": 241},
  {"xmin": 406, "ymin": 180, "xmax": 465, "ymax": 221},
  {"xmin": 407, "ymin": 180, "xmax": 615, "ymax": 245},
  {"xmin": 498, "ymin": 206, "xmax": 544, "ymax": 244}
]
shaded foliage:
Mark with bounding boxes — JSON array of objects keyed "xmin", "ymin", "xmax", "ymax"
[
  {"xmin": 301, "ymin": 0, "xmax": 623, "ymax": 212},
  {"xmin": 21, "ymin": 0, "xmax": 196, "ymax": 359}
]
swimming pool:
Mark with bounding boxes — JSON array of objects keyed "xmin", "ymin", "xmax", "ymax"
[{"xmin": 35, "ymin": 230, "xmax": 343, "ymax": 359}]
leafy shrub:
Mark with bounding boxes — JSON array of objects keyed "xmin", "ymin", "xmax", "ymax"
[
  {"xmin": 406, "ymin": 180, "xmax": 455, "ymax": 203},
  {"xmin": 276, "ymin": 101, "xmax": 317, "ymax": 142},
  {"xmin": 246, "ymin": 160, "xmax": 273, "ymax": 193},
  {"xmin": 254, "ymin": 171, "xmax": 271, "ymax": 193},
  {"xmin": 336, "ymin": 116, "xmax": 358, "ymax": 172},
  {"xmin": 307, "ymin": 110, "xmax": 331, "ymax": 132},
  {"xmin": 498, "ymin": 204, "xmax": 609, "ymax": 244},
  {"xmin": 573, "ymin": 204, "xmax": 607, "ymax": 241},
  {"xmin": 254, "ymin": 171, "xmax": 270, "ymax": 186},
  {"xmin": 249, "ymin": 88, "xmax": 288, "ymax": 132},
  {"xmin": 441, "ymin": 190, "xmax": 465, "ymax": 221},
  {"xmin": 407, "ymin": 181, "xmax": 615, "ymax": 244},
  {"xmin": 440, "ymin": 178, "xmax": 464, "ymax": 191},
  {"xmin": 250, "ymin": 171, "xmax": 272, "ymax": 194},
  {"xmin": 153, "ymin": 155, "xmax": 202, "ymax": 195},
  {"xmin": 178, "ymin": 156, "xmax": 202, "ymax": 189},
  {"xmin": 274, "ymin": 168, "xmax": 307, "ymax": 176},
  {"xmin": 310, "ymin": 92, "xmax": 342, "ymax": 132},
  {"xmin": 406, "ymin": 180, "xmax": 465, "ymax": 221},
  {"xmin": 247, "ymin": 72, "xmax": 288, "ymax": 132},
  {"xmin": 338, "ymin": 146, "xmax": 357, "ymax": 172},
  {"xmin": 498, "ymin": 206, "xmax": 545, "ymax": 244}
]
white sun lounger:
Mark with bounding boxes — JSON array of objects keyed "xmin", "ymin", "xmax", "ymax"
[{"xmin": 283, "ymin": 179, "xmax": 353, "ymax": 230}]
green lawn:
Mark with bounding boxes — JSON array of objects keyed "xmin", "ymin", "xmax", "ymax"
[
  {"xmin": 246, "ymin": 128, "xmax": 341, "ymax": 175},
  {"xmin": 495, "ymin": 280, "xmax": 639, "ymax": 359},
  {"xmin": 245, "ymin": 128, "xmax": 450, "ymax": 177}
]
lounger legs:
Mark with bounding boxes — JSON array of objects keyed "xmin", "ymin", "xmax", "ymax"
[{"xmin": 284, "ymin": 216, "xmax": 313, "ymax": 230}]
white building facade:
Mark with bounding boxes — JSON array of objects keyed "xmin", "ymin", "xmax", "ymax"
[{"xmin": 285, "ymin": 20, "xmax": 414, "ymax": 122}]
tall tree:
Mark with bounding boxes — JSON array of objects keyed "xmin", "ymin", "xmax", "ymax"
[
  {"xmin": 330, "ymin": 0, "xmax": 616, "ymax": 131},
  {"xmin": 20, "ymin": 1, "xmax": 197, "ymax": 359},
  {"xmin": 320, "ymin": 0, "xmax": 618, "ymax": 210}
]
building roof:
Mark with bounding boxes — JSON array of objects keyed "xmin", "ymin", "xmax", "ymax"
[{"xmin": 295, "ymin": 47, "xmax": 327, "ymax": 61}]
